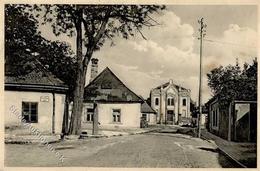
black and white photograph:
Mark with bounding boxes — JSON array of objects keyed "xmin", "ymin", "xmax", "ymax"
[{"xmin": 3, "ymin": 1, "xmax": 258, "ymax": 169}]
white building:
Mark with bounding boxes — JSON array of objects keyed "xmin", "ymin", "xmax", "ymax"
[
  {"xmin": 81, "ymin": 61, "xmax": 143, "ymax": 130},
  {"xmin": 5, "ymin": 61, "xmax": 68, "ymax": 135},
  {"xmin": 150, "ymin": 80, "xmax": 191, "ymax": 124}
]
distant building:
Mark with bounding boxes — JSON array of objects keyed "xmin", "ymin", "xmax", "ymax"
[
  {"xmin": 150, "ymin": 80, "xmax": 191, "ymax": 124},
  {"xmin": 5, "ymin": 60, "xmax": 68, "ymax": 135},
  {"xmin": 81, "ymin": 59, "xmax": 143, "ymax": 129},
  {"xmin": 207, "ymin": 97, "xmax": 257, "ymax": 142}
]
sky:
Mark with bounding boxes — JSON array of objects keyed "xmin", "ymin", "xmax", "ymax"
[{"xmin": 39, "ymin": 5, "xmax": 257, "ymax": 104}]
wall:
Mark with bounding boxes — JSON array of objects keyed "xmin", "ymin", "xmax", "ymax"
[
  {"xmin": 143, "ymin": 113, "xmax": 157, "ymax": 125},
  {"xmin": 179, "ymin": 95, "xmax": 191, "ymax": 118},
  {"xmin": 5, "ymin": 90, "xmax": 65, "ymax": 135},
  {"xmin": 209, "ymin": 100, "xmax": 229, "ymax": 140},
  {"xmin": 81, "ymin": 102, "xmax": 142, "ymax": 130},
  {"xmin": 150, "ymin": 88, "xmax": 160, "ymax": 122}
]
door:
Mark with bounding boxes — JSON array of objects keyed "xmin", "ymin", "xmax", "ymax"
[{"xmin": 167, "ymin": 110, "xmax": 174, "ymax": 124}]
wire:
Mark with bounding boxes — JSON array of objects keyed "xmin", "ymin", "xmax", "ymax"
[{"xmin": 203, "ymin": 38, "xmax": 256, "ymax": 49}]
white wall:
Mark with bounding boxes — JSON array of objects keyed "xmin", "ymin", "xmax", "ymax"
[
  {"xmin": 146, "ymin": 114, "xmax": 157, "ymax": 125},
  {"xmin": 97, "ymin": 103, "xmax": 142, "ymax": 128},
  {"xmin": 80, "ymin": 102, "xmax": 142, "ymax": 129},
  {"xmin": 5, "ymin": 90, "xmax": 66, "ymax": 134}
]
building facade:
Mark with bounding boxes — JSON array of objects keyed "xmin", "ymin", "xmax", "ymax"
[
  {"xmin": 150, "ymin": 80, "xmax": 191, "ymax": 124},
  {"xmin": 5, "ymin": 60, "xmax": 68, "ymax": 135},
  {"xmin": 80, "ymin": 60, "xmax": 143, "ymax": 130}
]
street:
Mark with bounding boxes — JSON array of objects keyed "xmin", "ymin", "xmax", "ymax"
[{"xmin": 5, "ymin": 132, "xmax": 238, "ymax": 167}]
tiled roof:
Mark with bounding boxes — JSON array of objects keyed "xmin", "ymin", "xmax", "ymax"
[
  {"xmin": 84, "ymin": 67, "xmax": 142, "ymax": 102},
  {"xmin": 5, "ymin": 60, "xmax": 67, "ymax": 87},
  {"xmin": 141, "ymin": 101, "xmax": 156, "ymax": 114}
]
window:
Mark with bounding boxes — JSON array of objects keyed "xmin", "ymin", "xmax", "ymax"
[
  {"xmin": 182, "ymin": 99, "xmax": 186, "ymax": 106},
  {"xmin": 22, "ymin": 102, "xmax": 38, "ymax": 123},
  {"xmin": 167, "ymin": 98, "xmax": 174, "ymax": 106},
  {"xmin": 112, "ymin": 109, "xmax": 121, "ymax": 123},
  {"xmin": 84, "ymin": 108, "xmax": 94, "ymax": 122},
  {"xmin": 155, "ymin": 98, "xmax": 159, "ymax": 106}
]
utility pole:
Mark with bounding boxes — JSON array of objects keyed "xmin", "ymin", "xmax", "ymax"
[
  {"xmin": 197, "ymin": 18, "xmax": 206, "ymax": 138},
  {"xmin": 92, "ymin": 101, "xmax": 99, "ymax": 135}
]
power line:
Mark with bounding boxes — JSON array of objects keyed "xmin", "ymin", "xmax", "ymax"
[{"xmin": 203, "ymin": 38, "xmax": 256, "ymax": 49}]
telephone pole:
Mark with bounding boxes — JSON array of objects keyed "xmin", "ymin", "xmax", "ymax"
[{"xmin": 197, "ymin": 18, "xmax": 206, "ymax": 138}]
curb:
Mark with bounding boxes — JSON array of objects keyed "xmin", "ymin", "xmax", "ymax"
[
  {"xmin": 201, "ymin": 134, "xmax": 247, "ymax": 168},
  {"xmin": 5, "ymin": 138, "xmax": 61, "ymax": 144}
]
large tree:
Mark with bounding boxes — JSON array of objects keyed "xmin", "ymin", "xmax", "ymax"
[
  {"xmin": 33, "ymin": 5, "xmax": 166, "ymax": 135},
  {"xmin": 207, "ymin": 59, "xmax": 257, "ymax": 107}
]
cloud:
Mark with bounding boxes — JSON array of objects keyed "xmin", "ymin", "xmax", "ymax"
[
  {"xmin": 204, "ymin": 24, "xmax": 257, "ymax": 71},
  {"xmin": 39, "ymin": 9, "xmax": 257, "ymax": 104},
  {"xmin": 143, "ymin": 11, "xmax": 195, "ymax": 52},
  {"xmin": 91, "ymin": 11, "xmax": 200, "ymax": 100}
]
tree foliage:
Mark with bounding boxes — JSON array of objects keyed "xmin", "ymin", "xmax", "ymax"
[
  {"xmin": 5, "ymin": 4, "xmax": 77, "ymax": 97},
  {"xmin": 207, "ymin": 59, "xmax": 257, "ymax": 106}
]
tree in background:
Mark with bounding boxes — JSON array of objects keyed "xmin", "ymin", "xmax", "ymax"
[
  {"xmin": 207, "ymin": 58, "xmax": 257, "ymax": 107},
  {"xmin": 33, "ymin": 5, "xmax": 166, "ymax": 135}
]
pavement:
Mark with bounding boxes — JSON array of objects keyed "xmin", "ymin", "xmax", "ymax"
[
  {"xmin": 5, "ymin": 132, "xmax": 237, "ymax": 167},
  {"xmin": 201, "ymin": 129, "xmax": 257, "ymax": 168},
  {"xmin": 5, "ymin": 126, "xmax": 161, "ymax": 144}
]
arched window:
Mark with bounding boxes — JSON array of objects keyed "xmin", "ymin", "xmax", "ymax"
[
  {"xmin": 155, "ymin": 97, "xmax": 159, "ymax": 106},
  {"xmin": 182, "ymin": 99, "xmax": 186, "ymax": 106},
  {"xmin": 167, "ymin": 98, "xmax": 174, "ymax": 106}
]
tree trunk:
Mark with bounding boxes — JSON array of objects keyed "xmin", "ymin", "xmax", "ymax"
[
  {"xmin": 68, "ymin": 9, "xmax": 85, "ymax": 135},
  {"xmin": 68, "ymin": 9, "xmax": 94, "ymax": 135}
]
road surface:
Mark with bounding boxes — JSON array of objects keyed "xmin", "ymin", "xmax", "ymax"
[{"xmin": 5, "ymin": 133, "xmax": 238, "ymax": 167}]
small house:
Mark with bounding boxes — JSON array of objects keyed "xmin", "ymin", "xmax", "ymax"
[
  {"xmin": 207, "ymin": 97, "xmax": 257, "ymax": 142},
  {"xmin": 5, "ymin": 60, "xmax": 68, "ymax": 135},
  {"xmin": 82, "ymin": 61, "xmax": 143, "ymax": 130}
]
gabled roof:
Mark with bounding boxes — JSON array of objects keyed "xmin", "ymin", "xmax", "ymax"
[
  {"xmin": 5, "ymin": 59, "xmax": 68, "ymax": 91},
  {"xmin": 153, "ymin": 81, "xmax": 188, "ymax": 91},
  {"xmin": 141, "ymin": 101, "xmax": 156, "ymax": 114},
  {"xmin": 84, "ymin": 67, "xmax": 142, "ymax": 103}
]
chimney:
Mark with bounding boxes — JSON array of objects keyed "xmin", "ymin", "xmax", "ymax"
[
  {"xmin": 90, "ymin": 58, "xmax": 98, "ymax": 82},
  {"xmin": 169, "ymin": 79, "xmax": 173, "ymax": 85}
]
